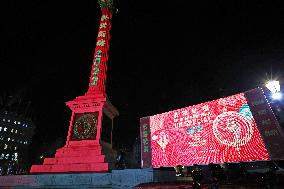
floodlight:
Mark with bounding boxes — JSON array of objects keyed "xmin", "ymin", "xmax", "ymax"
[{"xmin": 266, "ymin": 80, "xmax": 280, "ymax": 94}]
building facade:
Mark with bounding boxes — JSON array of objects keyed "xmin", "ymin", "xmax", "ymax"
[{"xmin": 0, "ymin": 112, "xmax": 35, "ymax": 174}]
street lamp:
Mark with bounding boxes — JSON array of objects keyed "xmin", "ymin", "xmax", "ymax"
[
  {"xmin": 266, "ymin": 80, "xmax": 282, "ymax": 100},
  {"xmin": 266, "ymin": 80, "xmax": 280, "ymax": 94}
]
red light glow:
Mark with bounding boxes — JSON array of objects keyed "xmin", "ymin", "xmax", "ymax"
[{"xmin": 149, "ymin": 93, "xmax": 269, "ymax": 167}]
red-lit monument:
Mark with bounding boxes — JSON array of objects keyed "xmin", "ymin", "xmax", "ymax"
[{"xmin": 31, "ymin": 0, "xmax": 117, "ymax": 173}]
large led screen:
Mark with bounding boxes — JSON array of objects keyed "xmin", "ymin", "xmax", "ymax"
[{"xmin": 141, "ymin": 88, "xmax": 284, "ymax": 168}]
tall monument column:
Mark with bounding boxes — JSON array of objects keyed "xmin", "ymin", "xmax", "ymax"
[
  {"xmin": 65, "ymin": 0, "xmax": 115, "ymax": 147},
  {"xmin": 30, "ymin": 0, "xmax": 118, "ymax": 173},
  {"xmin": 87, "ymin": 0, "xmax": 113, "ymax": 95}
]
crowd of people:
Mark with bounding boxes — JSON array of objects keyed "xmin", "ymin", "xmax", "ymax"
[
  {"xmin": 174, "ymin": 162, "xmax": 282, "ymax": 189},
  {"xmin": 0, "ymin": 162, "xmax": 29, "ymax": 176}
]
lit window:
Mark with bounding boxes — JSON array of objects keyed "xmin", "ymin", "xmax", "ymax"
[
  {"xmin": 14, "ymin": 146, "xmax": 17, "ymax": 150},
  {"xmin": 4, "ymin": 144, "xmax": 7, "ymax": 149},
  {"xmin": 11, "ymin": 138, "xmax": 14, "ymax": 142},
  {"xmin": 14, "ymin": 121, "xmax": 17, "ymax": 124},
  {"xmin": 18, "ymin": 122, "xmax": 20, "ymax": 125},
  {"xmin": 4, "ymin": 127, "xmax": 7, "ymax": 131},
  {"xmin": 7, "ymin": 120, "xmax": 10, "ymax": 122},
  {"xmin": 11, "ymin": 129, "xmax": 14, "ymax": 133},
  {"xmin": 0, "ymin": 127, "xmax": 2, "ymax": 131},
  {"xmin": 15, "ymin": 130, "xmax": 17, "ymax": 134},
  {"xmin": 14, "ymin": 152, "xmax": 18, "ymax": 161},
  {"xmin": 2, "ymin": 119, "xmax": 5, "ymax": 122},
  {"xmin": 7, "ymin": 138, "xmax": 10, "ymax": 141}
]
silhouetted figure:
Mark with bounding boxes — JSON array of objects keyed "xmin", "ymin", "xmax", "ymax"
[
  {"xmin": 192, "ymin": 164, "xmax": 203, "ymax": 189},
  {"xmin": 115, "ymin": 150, "xmax": 127, "ymax": 169},
  {"xmin": 192, "ymin": 164, "xmax": 203, "ymax": 181},
  {"xmin": 0, "ymin": 166, "xmax": 3, "ymax": 175},
  {"xmin": 210, "ymin": 176, "xmax": 219, "ymax": 189},
  {"xmin": 175, "ymin": 165, "xmax": 184, "ymax": 176},
  {"xmin": 192, "ymin": 180, "xmax": 201, "ymax": 189},
  {"xmin": 7, "ymin": 163, "xmax": 13, "ymax": 175}
]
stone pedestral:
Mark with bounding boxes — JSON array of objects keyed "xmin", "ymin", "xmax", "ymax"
[
  {"xmin": 30, "ymin": 93, "xmax": 119, "ymax": 173},
  {"xmin": 112, "ymin": 168, "xmax": 176, "ymax": 189},
  {"xmin": 0, "ymin": 173, "xmax": 112, "ymax": 189},
  {"xmin": 30, "ymin": 141, "xmax": 108, "ymax": 173},
  {"xmin": 0, "ymin": 168, "xmax": 176, "ymax": 189}
]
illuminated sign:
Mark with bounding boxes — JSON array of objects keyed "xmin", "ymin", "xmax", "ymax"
[
  {"xmin": 89, "ymin": 13, "xmax": 110, "ymax": 89},
  {"xmin": 140, "ymin": 117, "xmax": 152, "ymax": 168},
  {"xmin": 140, "ymin": 88, "xmax": 284, "ymax": 168},
  {"xmin": 91, "ymin": 50, "xmax": 102, "ymax": 86}
]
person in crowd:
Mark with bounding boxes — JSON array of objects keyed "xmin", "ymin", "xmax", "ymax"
[{"xmin": 115, "ymin": 150, "xmax": 127, "ymax": 169}]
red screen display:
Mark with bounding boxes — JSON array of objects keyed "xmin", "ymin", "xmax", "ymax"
[{"xmin": 149, "ymin": 93, "xmax": 269, "ymax": 167}]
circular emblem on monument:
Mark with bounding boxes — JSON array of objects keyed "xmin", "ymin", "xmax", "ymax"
[
  {"xmin": 73, "ymin": 113, "xmax": 97, "ymax": 140},
  {"xmin": 212, "ymin": 111, "xmax": 254, "ymax": 147}
]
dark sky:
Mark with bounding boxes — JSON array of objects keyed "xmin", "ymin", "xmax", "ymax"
[{"xmin": 1, "ymin": 0, "xmax": 284, "ymax": 155}]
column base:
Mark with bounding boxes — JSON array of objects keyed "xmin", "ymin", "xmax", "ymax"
[{"xmin": 30, "ymin": 143, "xmax": 108, "ymax": 173}]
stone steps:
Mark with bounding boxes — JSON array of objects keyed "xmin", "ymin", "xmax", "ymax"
[
  {"xmin": 30, "ymin": 162, "xmax": 108, "ymax": 173},
  {"xmin": 44, "ymin": 155, "xmax": 105, "ymax": 165},
  {"xmin": 55, "ymin": 149, "xmax": 103, "ymax": 158},
  {"xmin": 56, "ymin": 145, "xmax": 102, "ymax": 151},
  {"xmin": 30, "ymin": 143, "xmax": 109, "ymax": 173}
]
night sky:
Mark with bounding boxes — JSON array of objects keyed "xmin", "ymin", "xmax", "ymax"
[{"xmin": 1, "ymin": 1, "xmax": 284, "ymax": 160}]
